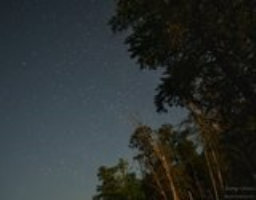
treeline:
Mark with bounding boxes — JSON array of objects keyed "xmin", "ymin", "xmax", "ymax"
[
  {"xmin": 93, "ymin": 0, "xmax": 256, "ymax": 199},
  {"xmin": 93, "ymin": 122, "xmax": 255, "ymax": 200}
]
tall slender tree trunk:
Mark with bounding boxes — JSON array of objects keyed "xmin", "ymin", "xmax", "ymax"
[
  {"xmin": 205, "ymin": 149, "xmax": 219, "ymax": 200},
  {"xmin": 152, "ymin": 143, "xmax": 180, "ymax": 200},
  {"xmin": 211, "ymin": 149, "xmax": 224, "ymax": 191},
  {"xmin": 161, "ymin": 156, "xmax": 180, "ymax": 200},
  {"xmin": 151, "ymin": 166, "xmax": 168, "ymax": 200}
]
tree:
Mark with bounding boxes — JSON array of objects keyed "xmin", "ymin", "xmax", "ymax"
[
  {"xmin": 109, "ymin": 0, "xmax": 256, "ymax": 189},
  {"xmin": 222, "ymin": 129, "xmax": 256, "ymax": 187},
  {"xmin": 130, "ymin": 125, "xmax": 181, "ymax": 200},
  {"xmin": 130, "ymin": 124, "xmax": 226, "ymax": 199},
  {"xmin": 109, "ymin": 0, "xmax": 256, "ymax": 130},
  {"xmin": 93, "ymin": 159, "xmax": 145, "ymax": 200}
]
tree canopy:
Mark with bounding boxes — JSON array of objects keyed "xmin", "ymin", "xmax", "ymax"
[
  {"xmin": 109, "ymin": 0, "xmax": 256, "ymax": 129},
  {"xmin": 93, "ymin": 159, "xmax": 145, "ymax": 200},
  {"xmin": 92, "ymin": 1, "xmax": 256, "ymax": 199},
  {"xmin": 129, "ymin": 124, "xmax": 227, "ymax": 200}
]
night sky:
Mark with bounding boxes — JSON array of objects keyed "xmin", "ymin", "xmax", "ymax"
[{"xmin": 0, "ymin": 0, "xmax": 185, "ymax": 199}]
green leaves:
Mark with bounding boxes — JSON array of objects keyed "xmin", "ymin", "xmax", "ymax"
[{"xmin": 93, "ymin": 159, "xmax": 145, "ymax": 200}]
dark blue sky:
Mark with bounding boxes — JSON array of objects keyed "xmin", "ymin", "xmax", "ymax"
[{"xmin": 0, "ymin": 0, "xmax": 185, "ymax": 199}]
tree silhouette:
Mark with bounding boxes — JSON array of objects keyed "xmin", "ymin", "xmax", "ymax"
[
  {"xmin": 93, "ymin": 159, "xmax": 145, "ymax": 200},
  {"xmin": 109, "ymin": 0, "xmax": 256, "ymax": 190},
  {"xmin": 109, "ymin": 0, "xmax": 256, "ymax": 130},
  {"xmin": 129, "ymin": 124, "xmax": 228, "ymax": 199}
]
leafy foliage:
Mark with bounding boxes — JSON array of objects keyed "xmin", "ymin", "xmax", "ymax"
[
  {"xmin": 109, "ymin": 0, "xmax": 256, "ymax": 192},
  {"xmin": 110, "ymin": 0, "xmax": 256, "ymax": 129},
  {"xmin": 92, "ymin": 1, "xmax": 256, "ymax": 199},
  {"xmin": 130, "ymin": 124, "xmax": 227, "ymax": 200},
  {"xmin": 93, "ymin": 159, "xmax": 145, "ymax": 200}
]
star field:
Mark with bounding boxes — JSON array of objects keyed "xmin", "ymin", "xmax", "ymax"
[{"xmin": 0, "ymin": 1, "xmax": 185, "ymax": 200}]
